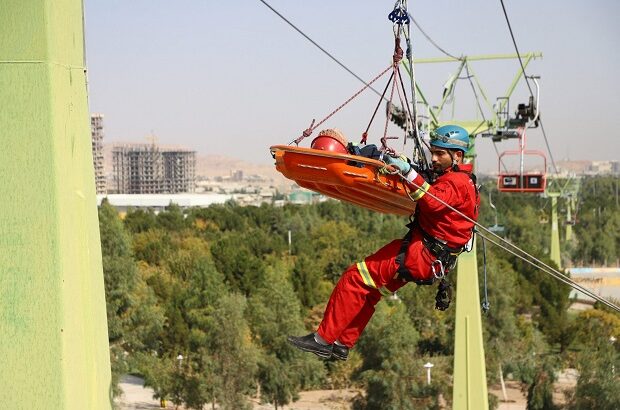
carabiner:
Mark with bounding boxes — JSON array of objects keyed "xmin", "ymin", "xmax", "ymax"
[{"xmin": 431, "ymin": 259, "xmax": 445, "ymax": 279}]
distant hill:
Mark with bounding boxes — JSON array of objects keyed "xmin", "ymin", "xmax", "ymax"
[{"xmin": 194, "ymin": 154, "xmax": 281, "ymax": 180}]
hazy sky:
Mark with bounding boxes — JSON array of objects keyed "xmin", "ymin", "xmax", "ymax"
[{"xmin": 84, "ymin": 0, "xmax": 620, "ymax": 173}]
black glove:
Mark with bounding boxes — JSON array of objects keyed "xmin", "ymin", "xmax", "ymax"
[{"xmin": 435, "ymin": 279, "xmax": 452, "ymax": 311}]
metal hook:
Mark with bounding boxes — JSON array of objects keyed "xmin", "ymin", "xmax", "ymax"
[{"xmin": 431, "ymin": 260, "xmax": 445, "ymax": 279}]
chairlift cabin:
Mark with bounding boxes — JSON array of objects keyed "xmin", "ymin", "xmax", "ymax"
[
  {"xmin": 497, "ymin": 127, "xmax": 547, "ymax": 193},
  {"xmin": 497, "ymin": 149, "xmax": 547, "ymax": 193}
]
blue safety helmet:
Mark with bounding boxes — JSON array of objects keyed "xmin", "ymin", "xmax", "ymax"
[{"xmin": 430, "ymin": 125, "xmax": 470, "ymax": 153}]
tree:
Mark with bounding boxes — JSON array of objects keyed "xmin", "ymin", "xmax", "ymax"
[
  {"xmin": 567, "ymin": 348, "xmax": 620, "ymax": 410},
  {"xmin": 207, "ymin": 293, "xmax": 259, "ymax": 410},
  {"xmin": 123, "ymin": 208, "xmax": 157, "ymax": 234},
  {"xmin": 132, "ymin": 228, "xmax": 174, "ymax": 266},
  {"xmin": 156, "ymin": 203, "xmax": 189, "ymax": 231},
  {"xmin": 98, "ymin": 200, "xmax": 139, "ymax": 394},
  {"xmin": 291, "ymin": 253, "xmax": 334, "ymax": 309},
  {"xmin": 247, "ymin": 259, "xmax": 326, "ymax": 408},
  {"xmin": 526, "ymin": 358, "xmax": 560, "ymax": 410},
  {"xmin": 353, "ymin": 301, "xmax": 439, "ymax": 410},
  {"xmin": 210, "ymin": 231, "xmax": 266, "ymax": 295}
]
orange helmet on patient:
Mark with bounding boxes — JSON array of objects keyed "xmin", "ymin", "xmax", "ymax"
[{"xmin": 311, "ymin": 129, "xmax": 348, "ymax": 154}]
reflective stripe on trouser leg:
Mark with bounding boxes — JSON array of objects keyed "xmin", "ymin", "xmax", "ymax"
[{"xmin": 356, "ymin": 261, "xmax": 392, "ymax": 296}]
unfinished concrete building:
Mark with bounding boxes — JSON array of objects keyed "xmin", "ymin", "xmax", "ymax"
[
  {"xmin": 90, "ymin": 114, "xmax": 107, "ymax": 194},
  {"xmin": 112, "ymin": 144, "xmax": 195, "ymax": 194},
  {"xmin": 163, "ymin": 150, "xmax": 196, "ymax": 193}
]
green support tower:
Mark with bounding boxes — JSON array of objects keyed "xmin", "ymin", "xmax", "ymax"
[
  {"xmin": 0, "ymin": 1, "xmax": 112, "ymax": 408},
  {"xmin": 453, "ymin": 242, "xmax": 489, "ymax": 409},
  {"xmin": 401, "ymin": 54, "xmax": 545, "ymax": 410}
]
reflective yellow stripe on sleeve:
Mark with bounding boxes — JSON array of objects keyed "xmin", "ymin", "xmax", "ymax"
[
  {"xmin": 356, "ymin": 261, "xmax": 392, "ymax": 296},
  {"xmin": 408, "ymin": 181, "xmax": 430, "ymax": 201}
]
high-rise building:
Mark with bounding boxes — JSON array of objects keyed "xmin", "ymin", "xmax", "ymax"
[
  {"xmin": 163, "ymin": 150, "xmax": 196, "ymax": 193},
  {"xmin": 90, "ymin": 114, "xmax": 107, "ymax": 194},
  {"xmin": 112, "ymin": 144, "xmax": 195, "ymax": 194}
]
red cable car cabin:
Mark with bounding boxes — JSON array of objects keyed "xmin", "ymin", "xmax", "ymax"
[{"xmin": 497, "ymin": 149, "xmax": 547, "ymax": 193}]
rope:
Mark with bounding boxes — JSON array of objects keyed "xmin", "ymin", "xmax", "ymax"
[
  {"xmin": 391, "ymin": 1, "xmax": 431, "ymax": 172},
  {"xmin": 383, "ymin": 67, "xmax": 399, "ymax": 143},
  {"xmin": 539, "ymin": 119, "xmax": 559, "ymax": 174},
  {"xmin": 477, "ymin": 232, "xmax": 617, "ymax": 310},
  {"xmin": 290, "ymin": 65, "xmax": 393, "ymax": 145},
  {"xmin": 363, "ymin": 72, "xmax": 395, "ymax": 144},
  {"xmin": 392, "ymin": 168, "xmax": 620, "ymax": 314},
  {"xmin": 393, "ymin": 70, "xmax": 411, "ymax": 149},
  {"xmin": 498, "ymin": 0, "xmax": 533, "ymax": 97},
  {"xmin": 481, "ymin": 233, "xmax": 490, "ymax": 313},
  {"xmin": 463, "ymin": 63, "xmax": 509, "ymax": 173}
]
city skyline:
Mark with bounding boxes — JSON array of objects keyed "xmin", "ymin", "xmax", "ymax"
[{"xmin": 84, "ymin": 1, "xmax": 620, "ymax": 173}]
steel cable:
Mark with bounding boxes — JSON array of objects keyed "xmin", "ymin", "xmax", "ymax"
[
  {"xmin": 257, "ymin": 0, "xmax": 385, "ymax": 99},
  {"xmin": 498, "ymin": 0, "xmax": 559, "ymax": 175},
  {"xmin": 395, "ymin": 169, "xmax": 620, "ymax": 313}
]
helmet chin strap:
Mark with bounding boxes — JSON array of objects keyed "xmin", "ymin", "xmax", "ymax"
[{"xmin": 447, "ymin": 150, "xmax": 460, "ymax": 171}]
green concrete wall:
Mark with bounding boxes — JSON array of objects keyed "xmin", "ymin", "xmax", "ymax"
[{"xmin": 0, "ymin": 1, "xmax": 112, "ymax": 408}]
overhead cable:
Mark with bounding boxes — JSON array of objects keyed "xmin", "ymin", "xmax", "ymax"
[
  {"xmin": 409, "ymin": 15, "xmax": 462, "ymax": 61},
  {"xmin": 409, "ymin": 16, "xmax": 511, "ymax": 173},
  {"xmin": 257, "ymin": 0, "xmax": 384, "ymax": 99},
  {"xmin": 539, "ymin": 119, "xmax": 559, "ymax": 174},
  {"xmin": 477, "ymin": 232, "xmax": 617, "ymax": 310},
  {"xmin": 398, "ymin": 172, "xmax": 620, "ymax": 314},
  {"xmin": 498, "ymin": 0, "xmax": 559, "ymax": 174}
]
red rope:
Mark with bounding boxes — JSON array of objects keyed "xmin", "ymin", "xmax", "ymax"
[{"xmin": 291, "ymin": 64, "xmax": 393, "ymax": 145}]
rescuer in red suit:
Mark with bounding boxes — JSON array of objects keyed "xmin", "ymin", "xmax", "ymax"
[{"xmin": 288, "ymin": 125, "xmax": 479, "ymax": 361}]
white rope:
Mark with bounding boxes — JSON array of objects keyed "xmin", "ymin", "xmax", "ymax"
[{"xmin": 477, "ymin": 232, "xmax": 619, "ymax": 312}]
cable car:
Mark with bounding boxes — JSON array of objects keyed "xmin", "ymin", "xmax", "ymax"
[
  {"xmin": 538, "ymin": 210, "xmax": 549, "ymax": 224},
  {"xmin": 497, "ymin": 127, "xmax": 547, "ymax": 193},
  {"xmin": 497, "ymin": 150, "xmax": 547, "ymax": 193}
]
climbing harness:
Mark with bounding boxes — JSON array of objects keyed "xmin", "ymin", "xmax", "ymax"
[{"xmin": 395, "ymin": 221, "xmax": 466, "ymax": 287}]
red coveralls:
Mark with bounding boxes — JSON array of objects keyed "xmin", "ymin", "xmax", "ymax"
[{"xmin": 317, "ymin": 165, "xmax": 479, "ymax": 348}]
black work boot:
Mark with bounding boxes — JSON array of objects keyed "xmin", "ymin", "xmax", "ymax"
[
  {"xmin": 287, "ymin": 333, "xmax": 333, "ymax": 359},
  {"xmin": 331, "ymin": 344, "xmax": 349, "ymax": 361}
]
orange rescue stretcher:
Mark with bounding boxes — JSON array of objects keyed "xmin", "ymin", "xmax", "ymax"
[{"xmin": 270, "ymin": 144, "xmax": 416, "ymax": 216}]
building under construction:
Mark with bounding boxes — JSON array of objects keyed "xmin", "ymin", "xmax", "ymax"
[
  {"xmin": 90, "ymin": 114, "xmax": 107, "ymax": 194},
  {"xmin": 112, "ymin": 144, "xmax": 195, "ymax": 194}
]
